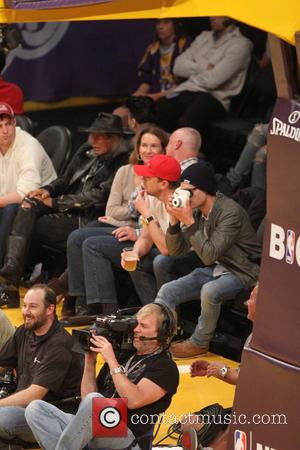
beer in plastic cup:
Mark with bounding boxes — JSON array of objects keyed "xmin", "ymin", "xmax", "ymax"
[{"xmin": 122, "ymin": 248, "xmax": 138, "ymax": 272}]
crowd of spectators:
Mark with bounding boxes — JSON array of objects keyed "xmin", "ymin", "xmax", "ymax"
[{"xmin": 0, "ymin": 15, "xmax": 274, "ymax": 450}]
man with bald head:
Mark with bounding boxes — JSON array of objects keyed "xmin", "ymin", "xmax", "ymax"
[{"xmin": 166, "ymin": 127, "xmax": 201, "ymax": 169}]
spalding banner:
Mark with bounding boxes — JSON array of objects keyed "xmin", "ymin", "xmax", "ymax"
[
  {"xmin": 228, "ymin": 348, "xmax": 299, "ymax": 450},
  {"xmin": 251, "ymin": 97, "xmax": 300, "ymax": 367},
  {"xmin": 5, "ymin": 0, "xmax": 110, "ymax": 8},
  {"xmin": 227, "ymin": 97, "xmax": 300, "ymax": 450}
]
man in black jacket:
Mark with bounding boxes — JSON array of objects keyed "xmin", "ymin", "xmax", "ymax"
[{"xmin": 0, "ymin": 113, "xmax": 132, "ymax": 307}]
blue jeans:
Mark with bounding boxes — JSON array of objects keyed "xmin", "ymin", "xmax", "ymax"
[
  {"xmin": 128, "ymin": 248, "xmax": 160, "ymax": 304},
  {"xmin": 0, "ymin": 204, "xmax": 19, "ymax": 265},
  {"xmin": 0, "ymin": 406, "xmax": 35, "ymax": 442},
  {"xmin": 153, "ymin": 252, "xmax": 204, "ymax": 290},
  {"xmin": 227, "ymin": 123, "xmax": 268, "ymax": 190},
  {"xmin": 25, "ymin": 393, "xmax": 139, "ymax": 450},
  {"xmin": 129, "ymin": 251, "xmax": 203, "ymax": 305},
  {"xmin": 67, "ymin": 227, "xmax": 131, "ymax": 305},
  {"xmin": 155, "ymin": 267, "xmax": 245, "ymax": 348}
]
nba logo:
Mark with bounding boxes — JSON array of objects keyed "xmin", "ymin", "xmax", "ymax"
[
  {"xmin": 285, "ymin": 229, "xmax": 295, "ymax": 264},
  {"xmin": 234, "ymin": 430, "xmax": 247, "ymax": 450}
]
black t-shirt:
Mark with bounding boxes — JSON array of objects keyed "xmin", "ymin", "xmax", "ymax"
[
  {"xmin": 97, "ymin": 350, "xmax": 179, "ymax": 440},
  {"xmin": 0, "ymin": 317, "xmax": 83, "ymax": 403}
]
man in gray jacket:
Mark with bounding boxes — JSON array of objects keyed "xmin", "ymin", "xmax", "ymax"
[
  {"xmin": 157, "ymin": 16, "xmax": 253, "ymax": 133},
  {"xmin": 155, "ymin": 162, "xmax": 261, "ymax": 358}
]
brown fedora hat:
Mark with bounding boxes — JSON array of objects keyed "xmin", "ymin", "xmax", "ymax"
[{"xmin": 79, "ymin": 112, "xmax": 133, "ymax": 135}]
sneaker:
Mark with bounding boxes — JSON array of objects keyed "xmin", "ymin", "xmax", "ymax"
[
  {"xmin": 170, "ymin": 340, "xmax": 208, "ymax": 359},
  {"xmin": 181, "ymin": 428, "xmax": 198, "ymax": 450}
]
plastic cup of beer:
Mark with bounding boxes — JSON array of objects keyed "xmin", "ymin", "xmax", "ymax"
[{"xmin": 122, "ymin": 247, "xmax": 138, "ymax": 272}]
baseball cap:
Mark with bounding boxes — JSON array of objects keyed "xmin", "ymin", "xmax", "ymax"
[
  {"xmin": 134, "ymin": 155, "xmax": 181, "ymax": 182},
  {"xmin": 0, "ymin": 103, "xmax": 14, "ymax": 118},
  {"xmin": 181, "ymin": 162, "xmax": 217, "ymax": 195}
]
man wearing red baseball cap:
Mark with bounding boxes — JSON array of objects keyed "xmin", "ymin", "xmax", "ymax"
[
  {"xmin": 118, "ymin": 155, "xmax": 181, "ymax": 304},
  {"xmin": 134, "ymin": 153, "xmax": 181, "ymax": 181},
  {"xmin": 0, "ymin": 102, "xmax": 56, "ymax": 306}
]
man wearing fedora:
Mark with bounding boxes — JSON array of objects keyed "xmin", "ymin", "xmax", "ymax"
[{"xmin": 0, "ymin": 113, "xmax": 132, "ymax": 307}]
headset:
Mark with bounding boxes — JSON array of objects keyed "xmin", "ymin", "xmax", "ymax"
[
  {"xmin": 154, "ymin": 303, "xmax": 177, "ymax": 346},
  {"xmin": 125, "ymin": 303, "xmax": 177, "ymax": 347}
]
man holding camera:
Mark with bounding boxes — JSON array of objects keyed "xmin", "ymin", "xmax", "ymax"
[
  {"xmin": 0, "ymin": 285, "xmax": 82, "ymax": 447},
  {"xmin": 25, "ymin": 303, "xmax": 179, "ymax": 450},
  {"xmin": 155, "ymin": 161, "xmax": 261, "ymax": 358}
]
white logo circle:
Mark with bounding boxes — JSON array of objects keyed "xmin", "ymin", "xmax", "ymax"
[
  {"xmin": 288, "ymin": 111, "xmax": 300, "ymax": 124},
  {"xmin": 11, "ymin": 23, "xmax": 70, "ymax": 61},
  {"xmin": 99, "ymin": 406, "xmax": 121, "ymax": 429}
]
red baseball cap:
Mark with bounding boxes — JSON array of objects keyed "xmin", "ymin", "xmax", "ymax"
[
  {"xmin": 0, "ymin": 103, "xmax": 14, "ymax": 118},
  {"xmin": 134, "ymin": 155, "xmax": 181, "ymax": 182}
]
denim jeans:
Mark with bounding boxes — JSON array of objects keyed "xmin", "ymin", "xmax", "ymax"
[
  {"xmin": 128, "ymin": 250, "xmax": 203, "ymax": 305},
  {"xmin": 227, "ymin": 123, "xmax": 268, "ymax": 190},
  {"xmin": 0, "ymin": 203, "xmax": 19, "ymax": 265},
  {"xmin": 0, "ymin": 406, "xmax": 35, "ymax": 442},
  {"xmin": 153, "ymin": 252, "xmax": 204, "ymax": 290},
  {"xmin": 155, "ymin": 266, "xmax": 245, "ymax": 348},
  {"xmin": 67, "ymin": 226, "xmax": 131, "ymax": 305},
  {"xmin": 128, "ymin": 248, "xmax": 160, "ymax": 304},
  {"xmin": 25, "ymin": 393, "xmax": 138, "ymax": 450}
]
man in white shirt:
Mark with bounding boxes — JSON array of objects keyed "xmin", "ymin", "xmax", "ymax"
[
  {"xmin": 157, "ymin": 17, "xmax": 252, "ymax": 133},
  {"xmin": 0, "ymin": 103, "xmax": 56, "ymax": 304}
]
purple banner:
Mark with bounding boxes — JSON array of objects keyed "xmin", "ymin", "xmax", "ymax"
[
  {"xmin": 4, "ymin": 21, "xmax": 155, "ymax": 102},
  {"xmin": 5, "ymin": 0, "xmax": 111, "ymax": 8}
]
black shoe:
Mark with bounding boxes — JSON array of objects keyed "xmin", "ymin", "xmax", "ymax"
[
  {"xmin": 59, "ymin": 304, "xmax": 102, "ymax": 327},
  {"xmin": 0, "ymin": 287, "xmax": 20, "ymax": 308},
  {"xmin": 76, "ymin": 303, "xmax": 102, "ymax": 316},
  {"xmin": 0, "ymin": 261, "xmax": 21, "ymax": 287},
  {"xmin": 59, "ymin": 314, "xmax": 97, "ymax": 327}
]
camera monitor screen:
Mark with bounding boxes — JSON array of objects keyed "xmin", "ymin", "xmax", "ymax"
[{"xmin": 5, "ymin": 0, "xmax": 111, "ymax": 9}]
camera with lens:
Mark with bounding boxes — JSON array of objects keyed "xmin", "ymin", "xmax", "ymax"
[
  {"xmin": 72, "ymin": 311, "xmax": 138, "ymax": 355},
  {"xmin": 172, "ymin": 187, "xmax": 191, "ymax": 208},
  {"xmin": 0, "ymin": 368, "xmax": 17, "ymax": 399}
]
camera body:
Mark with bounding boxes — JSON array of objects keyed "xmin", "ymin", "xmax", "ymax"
[
  {"xmin": 172, "ymin": 188, "xmax": 191, "ymax": 208},
  {"xmin": 0, "ymin": 368, "xmax": 17, "ymax": 399},
  {"xmin": 72, "ymin": 314, "xmax": 138, "ymax": 354}
]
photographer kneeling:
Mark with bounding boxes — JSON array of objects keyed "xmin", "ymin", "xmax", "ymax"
[{"xmin": 25, "ymin": 303, "xmax": 179, "ymax": 450}]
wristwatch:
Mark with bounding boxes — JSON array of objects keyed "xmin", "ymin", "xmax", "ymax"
[
  {"xmin": 110, "ymin": 366, "xmax": 125, "ymax": 376},
  {"xmin": 142, "ymin": 215, "xmax": 154, "ymax": 226},
  {"xmin": 220, "ymin": 365, "xmax": 229, "ymax": 378}
]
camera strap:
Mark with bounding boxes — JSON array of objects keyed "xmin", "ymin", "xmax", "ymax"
[{"xmin": 111, "ymin": 347, "xmax": 164, "ymax": 398}]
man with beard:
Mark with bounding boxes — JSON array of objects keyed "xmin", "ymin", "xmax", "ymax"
[{"xmin": 0, "ymin": 285, "xmax": 82, "ymax": 447}]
